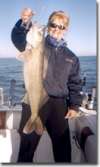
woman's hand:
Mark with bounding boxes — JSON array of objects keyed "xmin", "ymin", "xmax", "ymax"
[{"xmin": 65, "ymin": 109, "xmax": 79, "ymax": 119}]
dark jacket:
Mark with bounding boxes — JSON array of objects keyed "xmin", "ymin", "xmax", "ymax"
[
  {"xmin": 11, "ymin": 19, "xmax": 32, "ymax": 51},
  {"xmin": 11, "ymin": 20, "xmax": 82, "ymax": 111}
]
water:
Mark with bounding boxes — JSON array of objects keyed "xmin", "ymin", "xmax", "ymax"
[
  {"xmin": 79, "ymin": 56, "xmax": 97, "ymax": 92},
  {"xmin": 0, "ymin": 58, "xmax": 24, "ymax": 102},
  {"xmin": 0, "ymin": 56, "xmax": 96, "ymax": 104}
]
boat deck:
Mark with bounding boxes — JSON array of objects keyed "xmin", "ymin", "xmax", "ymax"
[{"xmin": 0, "ymin": 105, "xmax": 97, "ymax": 164}]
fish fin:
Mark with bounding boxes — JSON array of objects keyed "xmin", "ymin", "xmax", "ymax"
[
  {"xmin": 23, "ymin": 117, "xmax": 35, "ymax": 134},
  {"xmin": 34, "ymin": 117, "xmax": 44, "ymax": 135},
  {"xmin": 23, "ymin": 116, "xmax": 44, "ymax": 135}
]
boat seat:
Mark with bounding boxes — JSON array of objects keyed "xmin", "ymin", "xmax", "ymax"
[
  {"xmin": 0, "ymin": 129, "xmax": 20, "ymax": 163},
  {"xmin": 6, "ymin": 110, "xmax": 22, "ymax": 130},
  {"xmin": 0, "ymin": 108, "xmax": 21, "ymax": 163}
]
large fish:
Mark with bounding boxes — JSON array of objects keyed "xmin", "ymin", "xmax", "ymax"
[{"xmin": 18, "ymin": 24, "xmax": 48, "ymax": 134}]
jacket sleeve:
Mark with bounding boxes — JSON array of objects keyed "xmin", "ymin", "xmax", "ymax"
[
  {"xmin": 67, "ymin": 57, "xmax": 82, "ymax": 111},
  {"xmin": 11, "ymin": 19, "xmax": 32, "ymax": 52}
]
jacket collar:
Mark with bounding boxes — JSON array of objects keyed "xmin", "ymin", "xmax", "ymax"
[{"xmin": 45, "ymin": 35, "xmax": 67, "ymax": 49}]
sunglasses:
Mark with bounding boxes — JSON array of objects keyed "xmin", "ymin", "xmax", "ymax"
[{"xmin": 49, "ymin": 22, "xmax": 66, "ymax": 30}]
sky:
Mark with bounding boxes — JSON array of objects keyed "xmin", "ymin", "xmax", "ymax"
[{"xmin": 0, "ymin": 0, "xmax": 96, "ymax": 57}]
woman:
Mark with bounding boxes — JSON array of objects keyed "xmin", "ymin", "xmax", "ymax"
[{"xmin": 11, "ymin": 9, "xmax": 82, "ymax": 163}]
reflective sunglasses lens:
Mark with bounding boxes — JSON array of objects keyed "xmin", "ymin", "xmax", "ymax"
[
  {"xmin": 59, "ymin": 25, "xmax": 66, "ymax": 30},
  {"xmin": 49, "ymin": 23, "xmax": 57, "ymax": 28},
  {"xmin": 49, "ymin": 23, "xmax": 65, "ymax": 30}
]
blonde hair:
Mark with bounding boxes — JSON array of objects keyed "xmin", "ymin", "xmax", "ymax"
[{"xmin": 48, "ymin": 11, "xmax": 70, "ymax": 28}]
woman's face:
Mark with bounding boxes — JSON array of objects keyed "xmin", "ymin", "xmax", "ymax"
[{"xmin": 48, "ymin": 18, "xmax": 67, "ymax": 41}]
